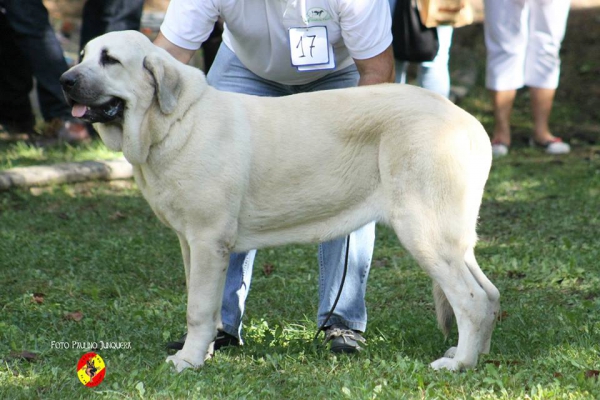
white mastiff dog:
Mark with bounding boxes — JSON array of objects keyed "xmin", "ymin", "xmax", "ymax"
[{"xmin": 60, "ymin": 31, "xmax": 499, "ymax": 372}]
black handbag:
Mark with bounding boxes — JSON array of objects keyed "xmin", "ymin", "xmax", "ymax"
[{"xmin": 391, "ymin": 0, "xmax": 439, "ymax": 62}]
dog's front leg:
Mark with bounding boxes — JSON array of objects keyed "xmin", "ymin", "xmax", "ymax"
[
  {"xmin": 166, "ymin": 238, "xmax": 229, "ymax": 372},
  {"xmin": 177, "ymin": 233, "xmax": 191, "ymax": 289}
]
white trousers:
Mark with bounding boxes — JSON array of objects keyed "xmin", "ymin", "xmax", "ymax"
[{"xmin": 484, "ymin": 0, "xmax": 570, "ymax": 90}]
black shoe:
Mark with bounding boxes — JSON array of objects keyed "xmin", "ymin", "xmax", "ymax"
[
  {"xmin": 165, "ymin": 333, "xmax": 187, "ymax": 351},
  {"xmin": 214, "ymin": 330, "xmax": 240, "ymax": 350},
  {"xmin": 324, "ymin": 323, "xmax": 366, "ymax": 353},
  {"xmin": 165, "ymin": 330, "xmax": 240, "ymax": 352}
]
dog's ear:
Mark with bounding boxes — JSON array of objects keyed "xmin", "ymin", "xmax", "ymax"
[{"xmin": 143, "ymin": 52, "xmax": 181, "ymax": 114}]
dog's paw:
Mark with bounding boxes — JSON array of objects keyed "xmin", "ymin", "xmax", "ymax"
[
  {"xmin": 166, "ymin": 352, "xmax": 203, "ymax": 373},
  {"xmin": 430, "ymin": 357, "xmax": 460, "ymax": 371},
  {"xmin": 444, "ymin": 346, "xmax": 457, "ymax": 358}
]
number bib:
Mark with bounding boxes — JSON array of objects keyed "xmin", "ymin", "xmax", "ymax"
[{"xmin": 288, "ymin": 26, "xmax": 335, "ymax": 71}]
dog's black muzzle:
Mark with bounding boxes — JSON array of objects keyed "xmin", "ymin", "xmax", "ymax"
[{"xmin": 60, "ymin": 70, "xmax": 125, "ymax": 124}]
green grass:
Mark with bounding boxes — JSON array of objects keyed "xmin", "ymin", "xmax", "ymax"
[{"xmin": 0, "ymin": 150, "xmax": 599, "ymax": 399}]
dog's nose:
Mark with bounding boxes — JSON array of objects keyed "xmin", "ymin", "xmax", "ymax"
[{"xmin": 59, "ymin": 72, "xmax": 78, "ymax": 91}]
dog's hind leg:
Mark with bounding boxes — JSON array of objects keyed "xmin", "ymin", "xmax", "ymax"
[
  {"xmin": 166, "ymin": 238, "xmax": 229, "ymax": 372},
  {"xmin": 464, "ymin": 247, "xmax": 500, "ymax": 355},
  {"xmin": 380, "ymin": 111, "xmax": 496, "ymax": 370},
  {"xmin": 391, "ymin": 213, "xmax": 499, "ymax": 371},
  {"xmin": 431, "ymin": 247, "xmax": 500, "ymax": 359}
]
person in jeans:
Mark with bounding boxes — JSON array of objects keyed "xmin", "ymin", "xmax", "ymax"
[
  {"xmin": 157, "ymin": 0, "xmax": 395, "ymax": 354},
  {"xmin": 0, "ymin": 0, "xmax": 90, "ymax": 141}
]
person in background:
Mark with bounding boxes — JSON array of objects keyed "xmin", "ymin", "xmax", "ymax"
[
  {"xmin": 0, "ymin": 0, "xmax": 90, "ymax": 142},
  {"xmin": 484, "ymin": 0, "xmax": 571, "ymax": 157},
  {"xmin": 389, "ymin": 0, "xmax": 454, "ymax": 99},
  {"xmin": 79, "ymin": 0, "xmax": 145, "ymax": 51},
  {"xmin": 79, "ymin": 1, "xmax": 222, "ymax": 74},
  {"xmin": 156, "ymin": 0, "xmax": 395, "ymax": 354}
]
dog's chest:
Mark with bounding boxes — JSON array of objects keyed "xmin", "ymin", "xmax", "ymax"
[{"xmin": 133, "ymin": 165, "xmax": 186, "ymax": 230}]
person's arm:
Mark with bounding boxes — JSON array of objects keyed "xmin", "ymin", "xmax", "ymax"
[
  {"xmin": 154, "ymin": 31, "xmax": 198, "ymax": 65},
  {"xmin": 353, "ymin": 45, "xmax": 395, "ymax": 86}
]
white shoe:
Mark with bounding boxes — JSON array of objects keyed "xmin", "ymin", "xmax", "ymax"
[
  {"xmin": 530, "ymin": 137, "xmax": 570, "ymax": 155},
  {"xmin": 491, "ymin": 141, "xmax": 509, "ymax": 158}
]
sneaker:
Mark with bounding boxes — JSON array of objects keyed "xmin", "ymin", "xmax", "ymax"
[
  {"xmin": 529, "ymin": 137, "xmax": 570, "ymax": 155},
  {"xmin": 165, "ymin": 330, "xmax": 240, "ymax": 352},
  {"xmin": 43, "ymin": 117, "xmax": 91, "ymax": 143},
  {"xmin": 324, "ymin": 323, "xmax": 366, "ymax": 353},
  {"xmin": 491, "ymin": 140, "xmax": 509, "ymax": 158}
]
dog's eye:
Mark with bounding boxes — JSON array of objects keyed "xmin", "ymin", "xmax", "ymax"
[{"xmin": 100, "ymin": 49, "xmax": 121, "ymax": 66}]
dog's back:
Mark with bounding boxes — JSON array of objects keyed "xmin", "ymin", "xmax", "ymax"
[{"xmin": 225, "ymin": 84, "xmax": 490, "ymax": 251}]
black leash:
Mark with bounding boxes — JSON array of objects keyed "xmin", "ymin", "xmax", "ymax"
[{"xmin": 314, "ymin": 234, "xmax": 350, "ymax": 340}]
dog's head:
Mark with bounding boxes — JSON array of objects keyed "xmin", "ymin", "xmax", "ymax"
[{"xmin": 60, "ymin": 30, "xmax": 183, "ymax": 164}]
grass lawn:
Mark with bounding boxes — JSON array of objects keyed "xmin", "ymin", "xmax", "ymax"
[
  {"xmin": 1, "ymin": 148, "xmax": 599, "ymax": 400},
  {"xmin": 1, "ymin": 14, "xmax": 600, "ymax": 400}
]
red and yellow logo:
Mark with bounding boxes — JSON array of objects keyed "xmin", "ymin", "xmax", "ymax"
[{"xmin": 77, "ymin": 352, "xmax": 106, "ymax": 387}]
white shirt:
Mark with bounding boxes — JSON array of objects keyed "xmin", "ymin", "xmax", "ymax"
[{"xmin": 160, "ymin": 0, "xmax": 393, "ymax": 85}]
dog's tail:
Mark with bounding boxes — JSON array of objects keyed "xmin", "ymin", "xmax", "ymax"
[
  {"xmin": 433, "ymin": 282, "xmax": 454, "ymax": 337},
  {"xmin": 433, "ymin": 254, "xmax": 501, "ymax": 338}
]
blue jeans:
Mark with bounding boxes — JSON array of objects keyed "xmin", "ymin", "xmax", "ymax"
[
  {"xmin": 206, "ymin": 44, "xmax": 375, "ymax": 339},
  {"xmin": 395, "ymin": 25, "xmax": 454, "ymax": 98}
]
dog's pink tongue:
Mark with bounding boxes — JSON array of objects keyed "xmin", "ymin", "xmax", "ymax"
[{"xmin": 71, "ymin": 104, "xmax": 87, "ymax": 118}]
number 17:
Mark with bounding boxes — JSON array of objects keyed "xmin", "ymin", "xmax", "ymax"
[{"xmin": 296, "ymin": 34, "xmax": 317, "ymax": 58}]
